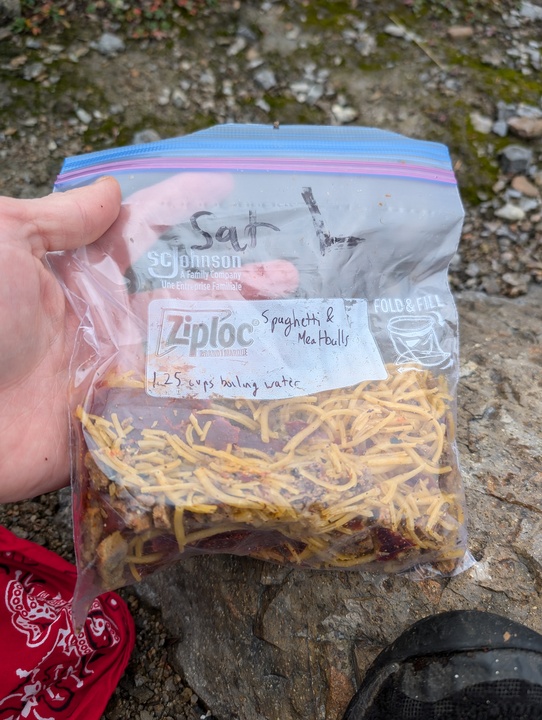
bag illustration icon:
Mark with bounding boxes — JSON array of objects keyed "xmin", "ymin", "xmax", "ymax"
[{"xmin": 388, "ymin": 315, "xmax": 450, "ymax": 367}]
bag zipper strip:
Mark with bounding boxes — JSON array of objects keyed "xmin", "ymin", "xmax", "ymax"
[
  {"xmin": 56, "ymin": 157, "xmax": 456, "ymax": 186},
  {"xmin": 57, "ymin": 125, "xmax": 454, "ymax": 173}
]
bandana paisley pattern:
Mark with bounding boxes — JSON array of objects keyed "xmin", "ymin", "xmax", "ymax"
[{"xmin": 0, "ymin": 529, "xmax": 134, "ymax": 720}]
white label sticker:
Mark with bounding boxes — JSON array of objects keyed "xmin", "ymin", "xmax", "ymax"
[{"xmin": 146, "ymin": 298, "xmax": 386, "ymax": 399}]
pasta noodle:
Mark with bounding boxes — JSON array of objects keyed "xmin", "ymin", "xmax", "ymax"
[{"xmin": 76, "ymin": 364, "xmax": 465, "ymax": 592}]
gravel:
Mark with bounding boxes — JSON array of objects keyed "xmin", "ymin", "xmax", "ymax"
[{"xmin": 0, "ymin": 0, "xmax": 541, "ymax": 717}]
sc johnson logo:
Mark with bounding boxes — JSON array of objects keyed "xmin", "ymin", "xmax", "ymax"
[{"xmin": 157, "ymin": 309, "xmax": 256, "ymax": 357}]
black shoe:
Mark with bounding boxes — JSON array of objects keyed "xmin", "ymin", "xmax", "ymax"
[{"xmin": 342, "ymin": 610, "xmax": 542, "ymax": 719}]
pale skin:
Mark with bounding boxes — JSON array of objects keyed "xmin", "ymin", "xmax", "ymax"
[
  {"xmin": 0, "ymin": 172, "xmax": 299, "ymax": 504},
  {"xmin": 0, "ymin": 177, "xmax": 122, "ymax": 503}
]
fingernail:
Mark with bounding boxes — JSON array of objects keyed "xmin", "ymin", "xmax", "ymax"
[{"xmin": 94, "ymin": 175, "xmax": 113, "ymax": 184}]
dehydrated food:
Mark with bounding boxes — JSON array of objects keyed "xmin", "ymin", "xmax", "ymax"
[
  {"xmin": 48, "ymin": 124, "xmax": 468, "ymax": 625},
  {"xmin": 77, "ymin": 364, "xmax": 465, "ymax": 590}
]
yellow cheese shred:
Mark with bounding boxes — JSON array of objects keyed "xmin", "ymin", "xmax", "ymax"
[{"xmin": 79, "ymin": 364, "xmax": 465, "ymax": 582}]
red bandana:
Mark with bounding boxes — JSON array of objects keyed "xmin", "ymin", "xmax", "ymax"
[{"xmin": 0, "ymin": 526, "xmax": 135, "ymax": 720}]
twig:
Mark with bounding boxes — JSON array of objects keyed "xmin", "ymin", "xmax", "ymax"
[{"xmin": 388, "ymin": 13, "xmax": 448, "ymax": 72}]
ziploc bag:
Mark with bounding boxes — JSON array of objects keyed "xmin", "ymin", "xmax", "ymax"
[{"xmin": 49, "ymin": 124, "xmax": 467, "ymax": 625}]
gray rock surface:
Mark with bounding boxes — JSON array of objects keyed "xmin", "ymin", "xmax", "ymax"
[
  {"xmin": 92, "ymin": 32, "xmax": 126, "ymax": 57},
  {"xmin": 137, "ymin": 286, "xmax": 542, "ymax": 720},
  {"xmin": 0, "ymin": 0, "xmax": 20, "ymax": 19}
]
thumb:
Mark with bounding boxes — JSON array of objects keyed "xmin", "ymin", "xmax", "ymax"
[{"xmin": 4, "ymin": 176, "xmax": 122, "ymax": 258}]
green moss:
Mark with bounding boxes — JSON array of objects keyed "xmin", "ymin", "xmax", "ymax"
[
  {"xmin": 299, "ymin": 0, "xmax": 357, "ymax": 30},
  {"xmin": 82, "ymin": 118, "xmax": 134, "ymax": 152},
  {"xmin": 262, "ymin": 95, "xmax": 327, "ymax": 125},
  {"xmin": 2, "ymin": 0, "xmax": 538, "ymax": 210},
  {"xmin": 178, "ymin": 113, "xmax": 218, "ymax": 135}
]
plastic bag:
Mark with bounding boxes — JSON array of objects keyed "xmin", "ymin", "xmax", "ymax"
[{"xmin": 48, "ymin": 124, "xmax": 467, "ymax": 625}]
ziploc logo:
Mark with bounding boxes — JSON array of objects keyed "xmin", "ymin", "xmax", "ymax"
[{"xmin": 156, "ymin": 307, "xmax": 255, "ymax": 357}]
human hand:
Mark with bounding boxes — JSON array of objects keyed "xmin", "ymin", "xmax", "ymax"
[
  {"xmin": 0, "ymin": 171, "xmax": 298, "ymax": 505},
  {"xmin": 0, "ymin": 178, "xmax": 122, "ymax": 502},
  {"xmin": 56, "ymin": 172, "xmax": 299, "ymax": 383}
]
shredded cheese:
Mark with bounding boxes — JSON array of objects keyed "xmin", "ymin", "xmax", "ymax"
[{"xmin": 80, "ymin": 365, "xmax": 465, "ymax": 579}]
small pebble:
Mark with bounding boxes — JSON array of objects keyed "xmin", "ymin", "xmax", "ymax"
[
  {"xmin": 495, "ymin": 203, "xmax": 526, "ymax": 221},
  {"xmin": 95, "ymin": 32, "xmax": 126, "ymax": 56}
]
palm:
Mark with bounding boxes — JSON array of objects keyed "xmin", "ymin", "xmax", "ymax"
[
  {"xmin": 0, "ymin": 172, "xmax": 296, "ymax": 503},
  {"xmin": 0, "ymin": 241, "xmax": 73, "ymax": 497},
  {"xmin": 0, "ymin": 180, "xmax": 122, "ymax": 502}
]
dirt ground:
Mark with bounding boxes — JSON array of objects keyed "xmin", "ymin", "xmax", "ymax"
[{"xmin": 2, "ymin": 1, "xmax": 542, "ymax": 293}]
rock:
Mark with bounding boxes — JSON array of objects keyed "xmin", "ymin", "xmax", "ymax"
[
  {"xmin": 498, "ymin": 144, "xmax": 533, "ymax": 174},
  {"xmin": 132, "ymin": 129, "xmax": 161, "ymax": 145},
  {"xmin": 447, "ymin": 25, "xmax": 474, "ymax": 40},
  {"xmin": 75, "ymin": 107, "xmax": 92, "ymax": 125},
  {"xmin": 157, "ymin": 88, "xmax": 171, "ymax": 107},
  {"xmin": 227, "ymin": 36, "xmax": 247, "ymax": 56},
  {"xmin": 237, "ymin": 24, "xmax": 258, "ymax": 43},
  {"xmin": 171, "ymin": 88, "xmax": 188, "ymax": 109},
  {"xmin": 290, "ymin": 80, "xmax": 310, "ymax": 100},
  {"xmin": 494, "ymin": 202, "xmax": 526, "ymax": 221},
  {"xmin": 507, "ymin": 116, "xmax": 542, "ymax": 139},
  {"xmin": 520, "ymin": 0, "xmax": 542, "ymax": 20},
  {"xmin": 355, "ymin": 33, "xmax": 376, "ymax": 57},
  {"xmin": 465, "ymin": 261, "xmax": 480, "ymax": 277},
  {"xmin": 306, "ymin": 83, "xmax": 324, "ymax": 105},
  {"xmin": 492, "ymin": 119, "xmax": 508, "ymax": 137},
  {"xmin": 331, "ymin": 104, "xmax": 358, "ymax": 124},
  {"xmin": 255, "ymin": 98, "xmax": 271, "ymax": 113},
  {"xmin": 502, "ymin": 272, "xmax": 531, "ymax": 294},
  {"xmin": 254, "ymin": 68, "xmax": 277, "ymax": 91},
  {"xmin": 495, "ymin": 100, "xmax": 517, "ymax": 123},
  {"xmin": 94, "ymin": 32, "xmax": 126, "ymax": 57},
  {"xmin": 514, "ymin": 103, "xmax": 542, "ymax": 119},
  {"xmin": 0, "ymin": 0, "xmax": 20, "ymax": 20},
  {"xmin": 199, "ymin": 71, "xmax": 215, "ymax": 86},
  {"xmin": 22, "ymin": 62, "xmax": 45, "ymax": 81},
  {"xmin": 518, "ymin": 196, "xmax": 540, "ymax": 213},
  {"xmin": 137, "ymin": 288, "xmax": 542, "ymax": 720},
  {"xmin": 481, "ymin": 276, "xmax": 501, "ymax": 295},
  {"xmin": 384, "ymin": 23, "xmax": 409, "ymax": 39},
  {"xmin": 470, "ymin": 111, "xmax": 493, "ymax": 134},
  {"xmin": 511, "ymin": 175, "xmax": 540, "ymax": 197}
]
